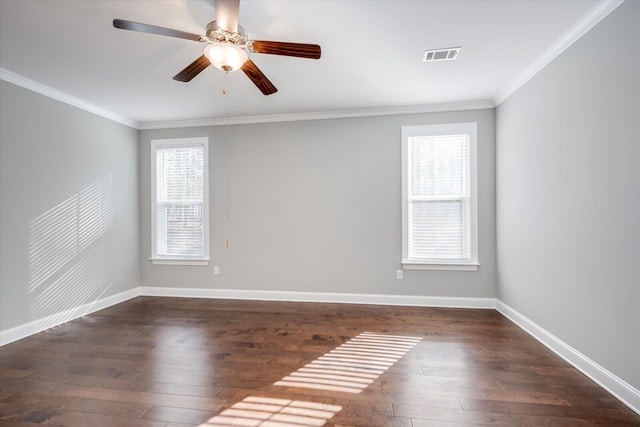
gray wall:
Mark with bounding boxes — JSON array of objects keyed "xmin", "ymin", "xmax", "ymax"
[
  {"xmin": 139, "ymin": 109, "xmax": 496, "ymax": 297},
  {"xmin": 0, "ymin": 81, "xmax": 140, "ymax": 331},
  {"xmin": 496, "ymin": 1, "xmax": 640, "ymax": 390}
]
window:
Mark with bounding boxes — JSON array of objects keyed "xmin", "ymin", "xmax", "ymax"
[
  {"xmin": 401, "ymin": 123, "xmax": 478, "ymax": 271},
  {"xmin": 151, "ymin": 137, "xmax": 209, "ymax": 265}
]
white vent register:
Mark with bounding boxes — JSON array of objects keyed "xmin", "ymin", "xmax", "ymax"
[{"xmin": 423, "ymin": 47, "xmax": 461, "ymax": 62}]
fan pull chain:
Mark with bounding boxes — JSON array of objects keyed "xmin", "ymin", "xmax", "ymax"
[{"xmin": 223, "ymin": 74, "xmax": 230, "ymax": 230}]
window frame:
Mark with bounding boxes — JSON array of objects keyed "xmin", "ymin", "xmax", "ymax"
[
  {"xmin": 150, "ymin": 137, "xmax": 210, "ymax": 265},
  {"xmin": 401, "ymin": 123, "xmax": 479, "ymax": 271}
]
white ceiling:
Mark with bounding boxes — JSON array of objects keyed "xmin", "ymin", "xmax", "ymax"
[{"xmin": 0, "ymin": 0, "xmax": 617, "ymax": 128}]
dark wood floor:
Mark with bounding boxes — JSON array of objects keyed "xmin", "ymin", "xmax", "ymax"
[{"xmin": 1, "ymin": 297, "xmax": 639, "ymax": 426}]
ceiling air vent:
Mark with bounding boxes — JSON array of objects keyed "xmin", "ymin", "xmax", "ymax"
[{"xmin": 423, "ymin": 47, "xmax": 461, "ymax": 62}]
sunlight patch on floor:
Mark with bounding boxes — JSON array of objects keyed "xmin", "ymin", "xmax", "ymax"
[
  {"xmin": 200, "ymin": 332, "xmax": 422, "ymax": 426},
  {"xmin": 201, "ymin": 396, "xmax": 342, "ymax": 427},
  {"xmin": 274, "ymin": 332, "xmax": 422, "ymax": 394}
]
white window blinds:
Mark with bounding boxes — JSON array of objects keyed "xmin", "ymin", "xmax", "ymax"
[
  {"xmin": 402, "ymin": 123, "xmax": 478, "ymax": 269},
  {"xmin": 409, "ymin": 134, "xmax": 470, "ymax": 260},
  {"xmin": 151, "ymin": 138, "xmax": 209, "ymax": 262}
]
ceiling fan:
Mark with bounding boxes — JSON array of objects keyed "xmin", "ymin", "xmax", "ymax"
[{"xmin": 113, "ymin": 0, "xmax": 321, "ymax": 95}]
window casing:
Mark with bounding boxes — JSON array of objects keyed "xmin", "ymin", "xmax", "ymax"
[
  {"xmin": 401, "ymin": 123, "xmax": 478, "ymax": 271},
  {"xmin": 150, "ymin": 137, "xmax": 209, "ymax": 265}
]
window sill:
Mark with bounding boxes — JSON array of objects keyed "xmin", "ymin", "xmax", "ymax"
[
  {"xmin": 150, "ymin": 258, "xmax": 209, "ymax": 266},
  {"xmin": 402, "ymin": 262, "xmax": 479, "ymax": 271}
]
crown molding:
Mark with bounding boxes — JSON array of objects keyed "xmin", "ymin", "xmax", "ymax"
[
  {"xmin": 137, "ymin": 100, "xmax": 495, "ymax": 130},
  {"xmin": 493, "ymin": 0, "xmax": 625, "ymax": 106},
  {"xmin": 0, "ymin": 68, "xmax": 139, "ymax": 129},
  {"xmin": 1, "ymin": 66, "xmax": 493, "ymax": 130}
]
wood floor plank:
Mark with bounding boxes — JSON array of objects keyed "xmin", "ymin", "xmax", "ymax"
[
  {"xmin": 0, "ymin": 297, "xmax": 638, "ymax": 426},
  {"xmin": 58, "ymin": 385, "xmax": 226, "ymax": 412},
  {"xmin": 460, "ymin": 397, "xmax": 639, "ymax": 423},
  {"xmin": 382, "ymin": 381, "xmax": 573, "ymax": 406},
  {"xmin": 0, "ymin": 391, "xmax": 151, "ymax": 419},
  {"xmin": 43, "ymin": 410, "xmax": 167, "ymax": 427},
  {"xmin": 141, "ymin": 405, "xmax": 215, "ymax": 424}
]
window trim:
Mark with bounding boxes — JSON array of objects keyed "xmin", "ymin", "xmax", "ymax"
[
  {"xmin": 150, "ymin": 137, "xmax": 210, "ymax": 265},
  {"xmin": 401, "ymin": 123, "xmax": 479, "ymax": 271}
]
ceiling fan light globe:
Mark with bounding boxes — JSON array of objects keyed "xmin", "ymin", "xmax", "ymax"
[{"xmin": 204, "ymin": 42, "xmax": 247, "ymax": 72}]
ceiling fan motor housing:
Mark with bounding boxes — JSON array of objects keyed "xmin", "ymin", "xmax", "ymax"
[{"xmin": 205, "ymin": 21, "xmax": 247, "ymax": 46}]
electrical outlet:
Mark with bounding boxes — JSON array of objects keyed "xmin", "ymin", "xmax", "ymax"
[
  {"xmin": 213, "ymin": 266, "xmax": 220, "ymax": 275},
  {"xmin": 396, "ymin": 270, "xmax": 403, "ymax": 280}
]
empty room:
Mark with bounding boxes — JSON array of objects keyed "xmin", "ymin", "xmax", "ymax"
[{"xmin": 0, "ymin": 0, "xmax": 638, "ymax": 425}]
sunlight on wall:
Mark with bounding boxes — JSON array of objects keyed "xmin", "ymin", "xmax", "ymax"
[
  {"xmin": 28, "ymin": 194, "xmax": 79, "ymax": 292},
  {"xmin": 30, "ymin": 248, "xmax": 111, "ymax": 325},
  {"xmin": 202, "ymin": 396, "xmax": 342, "ymax": 427},
  {"xmin": 200, "ymin": 332, "xmax": 422, "ymax": 426},
  {"xmin": 79, "ymin": 176, "xmax": 113, "ymax": 250},
  {"xmin": 27, "ymin": 174, "xmax": 114, "ymax": 327},
  {"xmin": 274, "ymin": 332, "xmax": 422, "ymax": 393}
]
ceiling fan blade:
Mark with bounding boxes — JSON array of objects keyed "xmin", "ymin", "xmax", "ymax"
[
  {"xmin": 241, "ymin": 60, "xmax": 277, "ymax": 95},
  {"xmin": 249, "ymin": 40, "xmax": 321, "ymax": 59},
  {"xmin": 173, "ymin": 55, "xmax": 211, "ymax": 82},
  {"xmin": 214, "ymin": 0, "xmax": 240, "ymax": 33},
  {"xmin": 113, "ymin": 19, "xmax": 204, "ymax": 42}
]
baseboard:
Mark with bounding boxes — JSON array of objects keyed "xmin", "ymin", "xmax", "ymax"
[
  {"xmin": 0, "ymin": 287, "xmax": 140, "ymax": 347},
  {"xmin": 496, "ymin": 300, "xmax": 640, "ymax": 416},
  {"xmin": 139, "ymin": 286, "xmax": 497, "ymax": 309}
]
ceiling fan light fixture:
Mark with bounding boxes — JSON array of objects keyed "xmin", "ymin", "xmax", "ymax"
[{"xmin": 204, "ymin": 42, "xmax": 248, "ymax": 72}]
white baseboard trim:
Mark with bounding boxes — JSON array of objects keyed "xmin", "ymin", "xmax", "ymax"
[
  {"xmin": 139, "ymin": 286, "xmax": 497, "ymax": 309},
  {"xmin": 0, "ymin": 287, "xmax": 140, "ymax": 347},
  {"xmin": 496, "ymin": 300, "xmax": 640, "ymax": 416}
]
